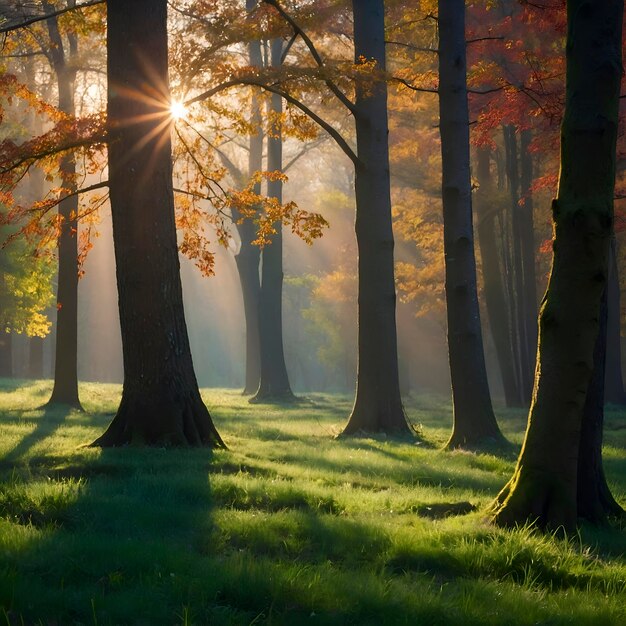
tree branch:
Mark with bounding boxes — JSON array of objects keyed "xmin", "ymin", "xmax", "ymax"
[
  {"xmin": 0, "ymin": 0, "xmax": 104, "ymax": 34},
  {"xmin": 186, "ymin": 79, "xmax": 360, "ymax": 167},
  {"xmin": 262, "ymin": 0, "xmax": 356, "ymax": 114},
  {"xmin": 466, "ymin": 36, "xmax": 505, "ymax": 44},
  {"xmin": 392, "ymin": 76, "xmax": 438, "ymax": 94},
  {"xmin": 385, "ymin": 40, "xmax": 438, "ymax": 55}
]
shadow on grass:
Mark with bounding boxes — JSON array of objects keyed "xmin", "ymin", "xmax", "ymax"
[
  {"xmin": 0, "ymin": 404, "xmax": 75, "ymax": 467},
  {"xmin": 0, "ymin": 390, "xmax": 624, "ymax": 624},
  {"xmin": 269, "ymin": 447, "xmax": 508, "ymax": 493}
]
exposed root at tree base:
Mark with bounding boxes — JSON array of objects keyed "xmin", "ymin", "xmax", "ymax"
[
  {"xmin": 248, "ymin": 391, "xmax": 299, "ymax": 405},
  {"xmin": 445, "ymin": 432, "xmax": 511, "ymax": 453},
  {"xmin": 90, "ymin": 395, "xmax": 225, "ymax": 449}
]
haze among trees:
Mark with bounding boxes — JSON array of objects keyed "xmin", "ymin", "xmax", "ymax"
[{"xmin": 0, "ymin": 0, "xmax": 625, "ymax": 622}]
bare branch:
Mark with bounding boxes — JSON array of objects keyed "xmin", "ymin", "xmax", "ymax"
[
  {"xmin": 466, "ymin": 36, "xmax": 505, "ymax": 44},
  {"xmin": 392, "ymin": 76, "xmax": 438, "ymax": 94},
  {"xmin": 385, "ymin": 40, "xmax": 438, "ymax": 55}
]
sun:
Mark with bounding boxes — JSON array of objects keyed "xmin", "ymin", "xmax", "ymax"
[{"xmin": 170, "ymin": 100, "xmax": 188, "ymax": 120}]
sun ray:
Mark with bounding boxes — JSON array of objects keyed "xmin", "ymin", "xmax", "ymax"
[{"xmin": 170, "ymin": 100, "xmax": 188, "ymax": 120}]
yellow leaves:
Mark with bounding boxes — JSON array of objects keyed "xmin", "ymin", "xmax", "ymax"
[
  {"xmin": 393, "ymin": 189, "xmax": 446, "ymax": 319},
  {"xmin": 314, "ymin": 269, "xmax": 357, "ymax": 304},
  {"xmin": 0, "ymin": 248, "xmax": 54, "ymax": 339}
]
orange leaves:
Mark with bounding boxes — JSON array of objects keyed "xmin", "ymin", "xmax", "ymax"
[{"xmin": 227, "ymin": 169, "xmax": 328, "ymax": 247}]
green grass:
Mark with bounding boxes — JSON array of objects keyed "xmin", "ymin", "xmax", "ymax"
[{"xmin": 0, "ymin": 379, "xmax": 624, "ymax": 625}]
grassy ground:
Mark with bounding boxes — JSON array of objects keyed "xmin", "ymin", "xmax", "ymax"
[{"xmin": 0, "ymin": 379, "xmax": 624, "ymax": 625}]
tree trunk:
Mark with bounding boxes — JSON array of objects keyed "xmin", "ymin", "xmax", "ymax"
[
  {"xmin": 475, "ymin": 146, "xmax": 520, "ymax": 407},
  {"xmin": 604, "ymin": 238, "xmax": 626, "ymax": 404},
  {"xmin": 43, "ymin": 1, "xmax": 81, "ymax": 408},
  {"xmin": 28, "ymin": 336, "xmax": 44, "ymax": 379},
  {"xmin": 438, "ymin": 0, "xmax": 502, "ymax": 448},
  {"xmin": 505, "ymin": 125, "xmax": 533, "ymax": 404},
  {"xmin": 492, "ymin": 0, "xmax": 623, "ymax": 531},
  {"xmin": 341, "ymin": 0, "xmax": 410, "ymax": 436},
  {"xmin": 236, "ymin": 248, "xmax": 261, "ymax": 394},
  {"xmin": 232, "ymin": 0, "xmax": 262, "ymax": 396},
  {"xmin": 0, "ymin": 331, "xmax": 12, "ymax": 377},
  {"xmin": 577, "ymin": 286, "xmax": 624, "ymax": 522},
  {"xmin": 251, "ymin": 38, "xmax": 295, "ymax": 403},
  {"xmin": 93, "ymin": 0, "xmax": 224, "ymax": 447}
]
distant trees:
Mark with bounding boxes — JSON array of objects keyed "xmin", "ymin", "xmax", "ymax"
[
  {"xmin": 492, "ymin": 0, "xmax": 624, "ymax": 530},
  {"xmin": 93, "ymin": 0, "xmax": 224, "ymax": 447},
  {"xmin": 0, "ymin": 217, "xmax": 54, "ymax": 376}
]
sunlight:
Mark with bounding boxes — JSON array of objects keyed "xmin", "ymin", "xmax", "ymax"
[{"xmin": 170, "ymin": 99, "xmax": 188, "ymax": 120}]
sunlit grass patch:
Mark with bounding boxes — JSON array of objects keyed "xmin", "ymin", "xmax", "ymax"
[{"xmin": 0, "ymin": 381, "xmax": 624, "ymax": 624}]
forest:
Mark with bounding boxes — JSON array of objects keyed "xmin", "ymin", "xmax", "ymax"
[{"xmin": 0, "ymin": 0, "xmax": 624, "ymax": 624}]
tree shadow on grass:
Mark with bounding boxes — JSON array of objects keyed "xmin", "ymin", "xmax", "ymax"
[
  {"xmin": 0, "ymin": 404, "xmax": 76, "ymax": 469},
  {"xmin": 1, "ymin": 439, "xmax": 624, "ymax": 624},
  {"xmin": 0, "ymin": 444, "xmax": 222, "ymax": 625}
]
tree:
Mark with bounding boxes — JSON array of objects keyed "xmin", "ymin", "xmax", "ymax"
[
  {"xmin": 341, "ymin": 0, "xmax": 409, "ymax": 435},
  {"xmin": 604, "ymin": 237, "xmax": 626, "ymax": 404},
  {"xmin": 576, "ymin": 285, "xmax": 624, "ymax": 522},
  {"xmin": 42, "ymin": 0, "xmax": 82, "ymax": 408},
  {"xmin": 491, "ymin": 0, "xmax": 623, "ymax": 530},
  {"xmin": 474, "ymin": 146, "xmax": 520, "ymax": 406},
  {"xmin": 92, "ymin": 0, "xmax": 224, "ymax": 447},
  {"xmin": 437, "ymin": 0, "xmax": 503, "ymax": 448},
  {"xmin": 185, "ymin": 0, "xmax": 411, "ymax": 433},
  {"xmin": 251, "ymin": 37, "xmax": 296, "ymax": 402},
  {"xmin": 237, "ymin": 0, "xmax": 264, "ymax": 396}
]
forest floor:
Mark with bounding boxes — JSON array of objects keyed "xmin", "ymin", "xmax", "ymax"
[{"xmin": 0, "ymin": 379, "xmax": 624, "ymax": 625}]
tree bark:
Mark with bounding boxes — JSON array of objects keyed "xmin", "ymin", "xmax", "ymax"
[
  {"xmin": 93, "ymin": 0, "xmax": 224, "ymax": 447},
  {"xmin": 250, "ymin": 38, "xmax": 295, "ymax": 403},
  {"xmin": 43, "ymin": 1, "xmax": 81, "ymax": 408},
  {"xmin": 475, "ymin": 147, "xmax": 520, "ymax": 407},
  {"xmin": 438, "ymin": 0, "xmax": 502, "ymax": 448},
  {"xmin": 604, "ymin": 237, "xmax": 626, "ymax": 404},
  {"xmin": 492, "ymin": 0, "xmax": 623, "ymax": 531},
  {"xmin": 577, "ymin": 286, "xmax": 624, "ymax": 522},
  {"xmin": 341, "ymin": 0, "xmax": 410, "ymax": 435}
]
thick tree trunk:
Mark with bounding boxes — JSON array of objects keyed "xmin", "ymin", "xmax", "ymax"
[
  {"xmin": 341, "ymin": 0, "xmax": 410, "ymax": 435},
  {"xmin": 43, "ymin": 1, "xmax": 81, "ymax": 408},
  {"xmin": 577, "ymin": 286, "xmax": 624, "ymax": 522},
  {"xmin": 604, "ymin": 238, "xmax": 626, "ymax": 404},
  {"xmin": 438, "ymin": 0, "xmax": 502, "ymax": 448},
  {"xmin": 250, "ymin": 38, "xmax": 295, "ymax": 403},
  {"xmin": 93, "ymin": 0, "xmax": 224, "ymax": 447},
  {"xmin": 492, "ymin": 0, "xmax": 623, "ymax": 531},
  {"xmin": 475, "ymin": 147, "xmax": 520, "ymax": 407}
]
